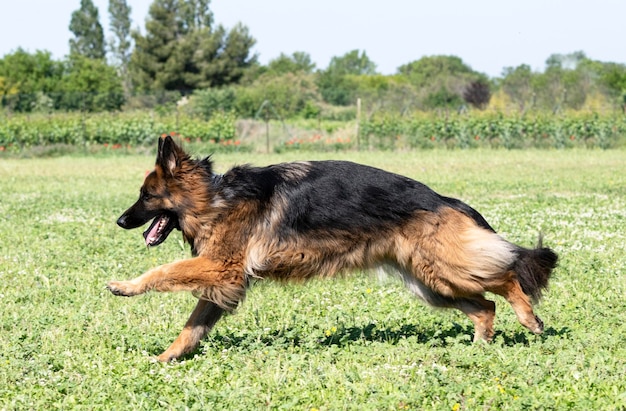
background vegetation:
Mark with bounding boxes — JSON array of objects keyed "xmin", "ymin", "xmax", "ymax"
[
  {"xmin": 1, "ymin": 0, "xmax": 625, "ymax": 154},
  {"xmin": 1, "ymin": 150, "xmax": 625, "ymax": 410},
  {"xmin": 3, "ymin": 110, "xmax": 624, "ymax": 153}
]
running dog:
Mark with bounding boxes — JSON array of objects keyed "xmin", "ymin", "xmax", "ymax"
[{"xmin": 107, "ymin": 135, "xmax": 558, "ymax": 362}]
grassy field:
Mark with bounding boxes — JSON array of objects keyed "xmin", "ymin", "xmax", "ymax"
[{"xmin": 1, "ymin": 149, "xmax": 625, "ymax": 410}]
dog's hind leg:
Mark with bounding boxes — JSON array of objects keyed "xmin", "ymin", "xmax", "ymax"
[
  {"xmin": 401, "ymin": 275, "xmax": 496, "ymax": 342},
  {"xmin": 488, "ymin": 272, "xmax": 544, "ymax": 334},
  {"xmin": 157, "ymin": 300, "xmax": 224, "ymax": 362},
  {"xmin": 450, "ymin": 296, "xmax": 497, "ymax": 342}
]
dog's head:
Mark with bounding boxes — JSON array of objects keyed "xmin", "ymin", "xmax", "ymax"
[{"xmin": 117, "ymin": 135, "xmax": 212, "ymax": 247}]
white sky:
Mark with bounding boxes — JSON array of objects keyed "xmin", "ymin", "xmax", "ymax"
[{"xmin": 0, "ymin": 0, "xmax": 624, "ymax": 77}]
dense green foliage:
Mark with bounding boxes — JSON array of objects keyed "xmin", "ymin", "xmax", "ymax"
[
  {"xmin": 57, "ymin": 55, "xmax": 125, "ymax": 111},
  {"xmin": 0, "ymin": 50, "xmax": 64, "ymax": 112},
  {"xmin": 130, "ymin": 0, "xmax": 256, "ymax": 92},
  {"xmin": 398, "ymin": 55, "xmax": 487, "ymax": 110},
  {"xmin": 317, "ymin": 49, "xmax": 378, "ymax": 106},
  {"xmin": 236, "ymin": 72, "xmax": 320, "ymax": 119},
  {"xmin": 1, "ymin": 151, "xmax": 625, "ymax": 409},
  {"xmin": 0, "ymin": 50, "xmax": 123, "ymax": 112}
]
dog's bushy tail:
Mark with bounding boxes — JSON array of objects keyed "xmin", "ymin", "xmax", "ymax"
[{"xmin": 513, "ymin": 235, "xmax": 558, "ymax": 302}]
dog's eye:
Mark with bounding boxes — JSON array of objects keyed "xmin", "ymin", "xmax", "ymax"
[{"xmin": 141, "ymin": 192, "xmax": 155, "ymax": 201}]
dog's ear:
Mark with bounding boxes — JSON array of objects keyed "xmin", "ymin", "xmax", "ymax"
[{"xmin": 156, "ymin": 135, "xmax": 183, "ymax": 176}]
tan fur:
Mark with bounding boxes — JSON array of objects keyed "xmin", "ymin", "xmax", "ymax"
[{"xmin": 277, "ymin": 161, "xmax": 312, "ymax": 181}]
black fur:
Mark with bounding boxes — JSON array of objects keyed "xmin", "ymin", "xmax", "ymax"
[
  {"xmin": 514, "ymin": 236, "xmax": 559, "ymax": 301},
  {"xmin": 216, "ymin": 160, "xmax": 493, "ymax": 234}
]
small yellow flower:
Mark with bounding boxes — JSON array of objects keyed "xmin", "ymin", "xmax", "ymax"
[
  {"xmin": 325, "ymin": 326, "xmax": 338, "ymax": 337},
  {"xmin": 452, "ymin": 403, "xmax": 461, "ymax": 411},
  {"xmin": 366, "ymin": 288, "xmax": 372, "ymax": 294}
]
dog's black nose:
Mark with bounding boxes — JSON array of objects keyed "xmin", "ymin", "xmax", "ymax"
[{"xmin": 117, "ymin": 215, "xmax": 128, "ymax": 228}]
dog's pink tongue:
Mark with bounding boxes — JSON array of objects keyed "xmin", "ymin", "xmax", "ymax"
[{"xmin": 145, "ymin": 218, "xmax": 161, "ymax": 245}]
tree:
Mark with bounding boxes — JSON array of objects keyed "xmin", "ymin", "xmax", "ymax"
[
  {"xmin": 317, "ymin": 73, "xmax": 355, "ymax": 106},
  {"xmin": 327, "ymin": 49, "xmax": 377, "ymax": 76},
  {"xmin": 317, "ymin": 49, "xmax": 377, "ymax": 106},
  {"xmin": 69, "ymin": 0, "xmax": 106, "ymax": 59},
  {"xmin": 424, "ymin": 87, "xmax": 464, "ymax": 109},
  {"xmin": 595, "ymin": 62, "xmax": 626, "ymax": 110},
  {"xmin": 234, "ymin": 72, "xmax": 319, "ymax": 118},
  {"xmin": 108, "ymin": 0, "xmax": 133, "ymax": 93},
  {"xmin": 536, "ymin": 51, "xmax": 591, "ymax": 111},
  {"xmin": 463, "ymin": 80, "xmax": 491, "ymax": 110},
  {"xmin": 193, "ymin": 22, "xmax": 257, "ymax": 87},
  {"xmin": 500, "ymin": 64, "xmax": 535, "ymax": 112},
  {"xmin": 130, "ymin": 0, "xmax": 256, "ymax": 92},
  {"xmin": 545, "ymin": 51, "xmax": 587, "ymax": 70},
  {"xmin": 178, "ymin": 0, "xmax": 213, "ymax": 30},
  {"xmin": 348, "ymin": 74, "xmax": 419, "ymax": 115},
  {"xmin": 267, "ymin": 52, "xmax": 316, "ymax": 75},
  {"xmin": 0, "ymin": 49, "xmax": 64, "ymax": 111},
  {"xmin": 58, "ymin": 54, "xmax": 124, "ymax": 111},
  {"xmin": 397, "ymin": 55, "xmax": 483, "ymax": 110},
  {"xmin": 397, "ymin": 55, "xmax": 474, "ymax": 88}
]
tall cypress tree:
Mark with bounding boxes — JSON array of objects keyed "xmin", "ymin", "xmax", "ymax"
[
  {"xmin": 69, "ymin": 0, "xmax": 106, "ymax": 60},
  {"xmin": 108, "ymin": 0, "xmax": 133, "ymax": 94},
  {"xmin": 108, "ymin": 1, "xmax": 132, "ymax": 65}
]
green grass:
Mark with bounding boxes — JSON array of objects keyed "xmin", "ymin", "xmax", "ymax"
[{"xmin": 1, "ymin": 149, "xmax": 625, "ymax": 410}]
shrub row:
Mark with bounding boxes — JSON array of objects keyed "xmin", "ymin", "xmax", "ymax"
[
  {"xmin": 2, "ymin": 110, "xmax": 625, "ymax": 152},
  {"xmin": 360, "ymin": 112, "xmax": 626, "ymax": 149},
  {"xmin": 0, "ymin": 111, "xmax": 236, "ymax": 148}
]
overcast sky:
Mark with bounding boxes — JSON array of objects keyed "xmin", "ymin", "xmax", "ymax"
[{"xmin": 1, "ymin": 0, "xmax": 624, "ymax": 77}]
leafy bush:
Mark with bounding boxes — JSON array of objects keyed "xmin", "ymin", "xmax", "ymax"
[
  {"xmin": 234, "ymin": 72, "xmax": 320, "ymax": 119},
  {"xmin": 190, "ymin": 87, "xmax": 237, "ymax": 119}
]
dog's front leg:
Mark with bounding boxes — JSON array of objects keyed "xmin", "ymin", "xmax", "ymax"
[
  {"xmin": 107, "ymin": 257, "xmax": 246, "ymax": 308},
  {"xmin": 157, "ymin": 299, "xmax": 224, "ymax": 362},
  {"xmin": 108, "ymin": 257, "xmax": 246, "ymax": 361}
]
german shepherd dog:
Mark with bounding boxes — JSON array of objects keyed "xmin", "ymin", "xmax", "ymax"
[{"xmin": 108, "ymin": 135, "xmax": 558, "ymax": 362}]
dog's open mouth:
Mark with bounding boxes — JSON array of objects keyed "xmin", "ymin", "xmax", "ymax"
[{"xmin": 143, "ymin": 213, "xmax": 177, "ymax": 247}]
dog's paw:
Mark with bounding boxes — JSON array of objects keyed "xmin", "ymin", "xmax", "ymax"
[
  {"xmin": 157, "ymin": 351, "xmax": 179, "ymax": 363},
  {"xmin": 532, "ymin": 315, "xmax": 545, "ymax": 334},
  {"xmin": 106, "ymin": 280, "xmax": 140, "ymax": 297}
]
